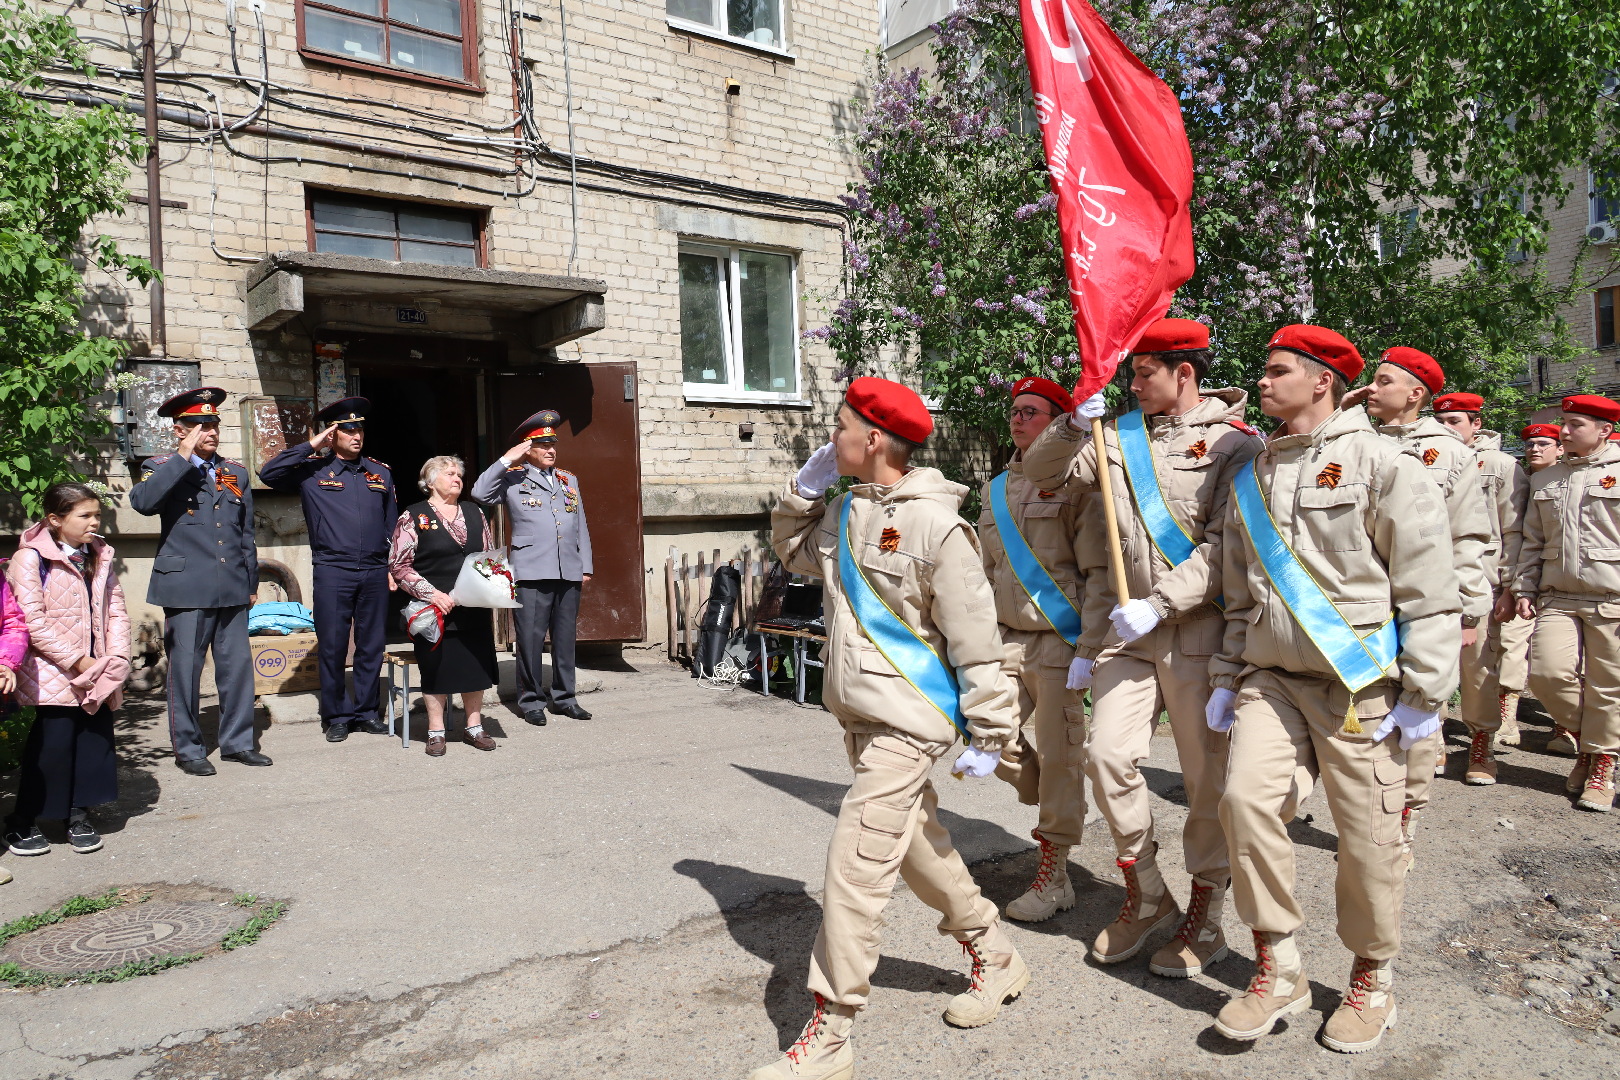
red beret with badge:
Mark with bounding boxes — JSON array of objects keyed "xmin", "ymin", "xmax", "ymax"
[
  {"xmin": 1520, "ymin": 423, "xmax": 1561, "ymax": 442},
  {"xmin": 845, "ymin": 377, "xmax": 933, "ymax": 444},
  {"xmin": 1562, "ymin": 395, "xmax": 1620, "ymax": 424},
  {"xmin": 1133, "ymin": 318, "xmax": 1210, "ymax": 354},
  {"xmin": 1267, "ymin": 324, "xmax": 1364, "ymax": 383},
  {"xmin": 1379, "ymin": 347, "xmax": 1445, "ymax": 395},
  {"xmin": 1432, "ymin": 391, "xmax": 1484, "ymax": 414},
  {"xmin": 1010, "ymin": 376, "xmax": 1074, "ymax": 414}
]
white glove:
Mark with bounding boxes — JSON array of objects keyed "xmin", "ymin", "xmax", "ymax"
[
  {"xmin": 1371, "ymin": 702, "xmax": 1441, "ymax": 750},
  {"xmin": 951, "ymin": 745, "xmax": 1001, "ymax": 779},
  {"xmin": 1110, "ymin": 599, "xmax": 1162, "ymax": 643},
  {"xmin": 1205, "ymin": 687, "xmax": 1237, "ymax": 732},
  {"xmin": 1066, "ymin": 656, "xmax": 1094, "ymax": 690},
  {"xmin": 794, "ymin": 442, "xmax": 841, "ymax": 499},
  {"xmin": 1072, "ymin": 392, "xmax": 1107, "ymax": 422}
]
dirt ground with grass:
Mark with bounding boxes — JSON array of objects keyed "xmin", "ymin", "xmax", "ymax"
[{"xmin": 0, "ymin": 657, "xmax": 1615, "ymax": 1079}]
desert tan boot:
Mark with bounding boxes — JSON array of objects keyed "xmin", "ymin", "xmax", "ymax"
[
  {"xmin": 1005, "ymin": 829, "xmax": 1075, "ymax": 923},
  {"xmin": 1495, "ymin": 692, "xmax": 1520, "ymax": 750},
  {"xmin": 1566, "ymin": 753, "xmax": 1592, "ymax": 795},
  {"xmin": 1322, "ymin": 956, "xmax": 1397, "ymax": 1053},
  {"xmin": 1577, "ymin": 753, "xmax": 1616, "ymax": 813},
  {"xmin": 1432, "ymin": 742, "xmax": 1447, "ymax": 776},
  {"xmin": 943, "ymin": 925, "xmax": 1030, "ymax": 1028},
  {"xmin": 1214, "ymin": 931, "xmax": 1311, "ymax": 1041},
  {"xmin": 1547, "ymin": 726, "xmax": 1579, "ymax": 756},
  {"xmin": 1091, "ymin": 844, "xmax": 1180, "ymax": 964},
  {"xmin": 748, "ymin": 994, "xmax": 855, "ymax": 1080},
  {"xmin": 1463, "ymin": 731, "xmax": 1497, "ymax": 786},
  {"xmin": 1149, "ymin": 876, "xmax": 1229, "ymax": 978}
]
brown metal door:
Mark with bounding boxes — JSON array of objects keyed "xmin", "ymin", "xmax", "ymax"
[{"xmin": 491, "ymin": 364, "xmax": 645, "ymax": 642}]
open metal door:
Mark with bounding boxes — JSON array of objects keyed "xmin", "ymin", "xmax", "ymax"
[{"xmin": 491, "ymin": 364, "xmax": 645, "ymax": 642}]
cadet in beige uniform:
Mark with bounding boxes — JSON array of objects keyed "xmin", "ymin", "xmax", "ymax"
[
  {"xmin": 1514, "ymin": 395, "xmax": 1620, "ymax": 813},
  {"xmin": 1346, "ymin": 348, "xmax": 1490, "ymax": 851},
  {"xmin": 977, "ymin": 376, "xmax": 1090, "ymax": 922},
  {"xmin": 760, "ymin": 378, "xmax": 1027, "ymax": 1080},
  {"xmin": 1208, "ymin": 325, "xmax": 1459, "ymax": 1053},
  {"xmin": 1516, "ymin": 425, "xmax": 1569, "ymax": 753},
  {"xmin": 1023, "ymin": 318, "xmax": 1262, "ymax": 977},
  {"xmin": 1431, "ymin": 393, "xmax": 1529, "ymax": 783}
]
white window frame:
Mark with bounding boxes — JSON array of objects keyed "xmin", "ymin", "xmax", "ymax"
[
  {"xmin": 1592, "ymin": 169, "xmax": 1618, "ymax": 227},
  {"xmin": 667, "ymin": 0, "xmax": 794, "ymax": 58},
  {"xmin": 680, "ymin": 242, "xmax": 807, "ymax": 406}
]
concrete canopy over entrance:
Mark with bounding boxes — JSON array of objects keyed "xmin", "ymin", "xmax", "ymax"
[{"xmin": 243, "ymin": 251, "xmax": 608, "ymax": 358}]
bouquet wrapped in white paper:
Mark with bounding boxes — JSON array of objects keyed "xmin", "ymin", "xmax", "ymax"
[{"xmin": 449, "ymin": 547, "xmax": 522, "ymax": 609}]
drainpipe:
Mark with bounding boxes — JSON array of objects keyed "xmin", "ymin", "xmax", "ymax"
[{"xmin": 142, "ymin": 0, "xmax": 166, "ymax": 355}]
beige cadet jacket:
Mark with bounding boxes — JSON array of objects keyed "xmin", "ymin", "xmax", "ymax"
[
  {"xmin": 772, "ymin": 466, "xmax": 1018, "ymax": 751},
  {"xmin": 1514, "ymin": 441, "xmax": 1620, "ymax": 603},
  {"xmin": 1376, "ymin": 416, "xmax": 1493, "ymax": 621},
  {"xmin": 976, "ymin": 457, "xmax": 1087, "ymax": 669},
  {"xmin": 1022, "ymin": 388, "xmax": 1264, "ymax": 659},
  {"xmin": 1209, "ymin": 406, "xmax": 1462, "ymax": 713},
  {"xmin": 1471, "ymin": 431, "xmax": 1529, "ymax": 589}
]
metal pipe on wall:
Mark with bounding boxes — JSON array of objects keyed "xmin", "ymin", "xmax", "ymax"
[{"xmin": 142, "ymin": 0, "xmax": 166, "ymax": 355}]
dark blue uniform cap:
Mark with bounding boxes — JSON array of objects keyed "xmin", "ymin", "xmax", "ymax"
[
  {"xmin": 317, "ymin": 396, "xmax": 369, "ymax": 428},
  {"xmin": 513, "ymin": 409, "xmax": 562, "ymax": 444},
  {"xmin": 158, "ymin": 386, "xmax": 227, "ymax": 422}
]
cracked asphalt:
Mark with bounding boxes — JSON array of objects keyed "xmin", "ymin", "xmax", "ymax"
[{"xmin": 0, "ymin": 657, "xmax": 1614, "ymax": 1079}]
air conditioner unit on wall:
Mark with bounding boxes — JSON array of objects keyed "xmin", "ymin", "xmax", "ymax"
[{"xmin": 1590, "ymin": 221, "xmax": 1619, "ymax": 244}]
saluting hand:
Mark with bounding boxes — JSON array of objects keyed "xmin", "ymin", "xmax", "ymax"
[
  {"xmin": 308, "ymin": 422, "xmax": 340, "ymax": 453},
  {"xmin": 176, "ymin": 422, "xmax": 206, "ymax": 460},
  {"xmin": 503, "ymin": 440, "xmax": 533, "ymax": 465},
  {"xmin": 1339, "ymin": 384, "xmax": 1374, "ymax": 410}
]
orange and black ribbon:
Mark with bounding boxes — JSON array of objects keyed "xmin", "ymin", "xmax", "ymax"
[{"xmin": 217, "ymin": 470, "xmax": 242, "ymax": 498}]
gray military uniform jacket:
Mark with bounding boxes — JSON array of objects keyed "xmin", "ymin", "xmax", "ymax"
[
  {"xmin": 471, "ymin": 460, "xmax": 593, "ymax": 582},
  {"xmin": 129, "ymin": 452, "xmax": 259, "ymax": 609}
]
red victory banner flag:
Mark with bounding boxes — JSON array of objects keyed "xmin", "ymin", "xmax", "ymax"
[{"xmin": 1019, "ymin": 0, "xmax": 1195, "ymax": 402}]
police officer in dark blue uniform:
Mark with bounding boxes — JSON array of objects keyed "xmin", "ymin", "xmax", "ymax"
[
  {"xmin": 259, "ymin": 397, "xmax": 397, "ymax": 743},
  {"xmin": 129, "ymin": 387, "xmax": 270, "ymax": 775}
]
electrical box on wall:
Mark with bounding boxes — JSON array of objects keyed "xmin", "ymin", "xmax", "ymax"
[{"xmin": 122, "ymin": 359, "xmax": 200, "ymax": 459}]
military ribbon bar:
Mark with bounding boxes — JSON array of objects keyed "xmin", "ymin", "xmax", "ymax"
[
  {"xmin": 838, "ymin": 496, "xmax": 970, "ymax": 743},
  {"xmin": 1116, "ymin": 409, "xmax": 1197, "ymax": 568},
  {"xmin": 1232, "ymin": 461, "xmax": 1398, "ymax": 694},
  {"xmin": 988, "ymin": 472, "xmax": 1082, "ymax": 646}
]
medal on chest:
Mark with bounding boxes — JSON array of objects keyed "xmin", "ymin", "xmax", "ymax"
[{"xmin": 364, "ymin": 470, "xmax": 387, "ymax": 492}]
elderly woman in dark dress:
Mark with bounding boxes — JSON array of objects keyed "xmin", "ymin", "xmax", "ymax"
[{"xmin": 388, "ymin": 455, "xmax": 500, "ymax": 757}]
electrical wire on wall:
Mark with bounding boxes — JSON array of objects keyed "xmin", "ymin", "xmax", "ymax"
[{"xmin": 558, "ymin": 0, "xmax": 580, "ymax": 275}]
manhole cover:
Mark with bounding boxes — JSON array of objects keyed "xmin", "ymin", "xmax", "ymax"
[{"xmin": 1, "ymin": 902, "xmax": 252, "ymax": 975}]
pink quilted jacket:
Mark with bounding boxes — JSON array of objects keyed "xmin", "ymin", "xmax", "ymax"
[
  {"xmin": 0, "ymin": 575, "xmax": 26, "ymax": 672},
  {"xmin": 6, "ymin": 522, "xmax": 131, "ymax": 709}
]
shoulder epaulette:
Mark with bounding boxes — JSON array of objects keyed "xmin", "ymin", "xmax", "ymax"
[
  {"xmin": 1227, "ymin": 419, "xmax": 1261, "ymax": 438},
  {"xmin": 367, "ymin": 457, "xmax": 391, "ymax": 470},
  {"xmin": 146, "ymin": 453, "xmax": 173, "ymax": 465},
  {"xmin": 506, "ymin": 463, "xmax": 525, "ymax": 473},
  {"xmin": 557, "ymin": 469, "xmax": 573, "ymax": 481}
]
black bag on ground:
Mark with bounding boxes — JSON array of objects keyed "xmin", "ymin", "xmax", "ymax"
[{"xmin": 694, "ymin": 565, "xmax": 742, "ymax": 677}]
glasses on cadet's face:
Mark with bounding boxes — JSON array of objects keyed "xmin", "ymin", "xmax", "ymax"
[{"xmin": 1009, "ymin": 406, "xmax": 1052, "ymax": 422}]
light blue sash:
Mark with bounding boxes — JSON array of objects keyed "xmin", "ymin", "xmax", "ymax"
[
  {"xmin": 1232, "ymin": 461, "xmax": 1399, "ymax": 692},
  {"xmin": 1116, "ymin": 409, "xmax": 1197, "ymax": 568},
  {"xmin": 987, "ymin": 472, "xmax": 1082, "ymax": 646},
  {"xmin": 838, "ymin": 496, "xmax": 970, "ymax": 742}
]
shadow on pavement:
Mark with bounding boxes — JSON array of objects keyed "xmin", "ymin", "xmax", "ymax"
[{"xmin": 674, "ymin": 858, "xmax": 966, "ymax": 1047}]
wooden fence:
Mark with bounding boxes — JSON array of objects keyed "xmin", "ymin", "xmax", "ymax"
[{"xmin": 664, "ymin": 545, "xmax": 769, "ymax": 665}]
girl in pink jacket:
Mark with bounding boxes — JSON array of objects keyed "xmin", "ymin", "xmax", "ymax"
[{"xmin": 3, "ymin": 483, "xmax": 131, "ymax": 857}]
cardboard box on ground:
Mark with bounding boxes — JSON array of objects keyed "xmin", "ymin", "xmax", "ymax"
[{"xmin": 250, "ymin": 632, "xmax": 321, "ymax": 695}]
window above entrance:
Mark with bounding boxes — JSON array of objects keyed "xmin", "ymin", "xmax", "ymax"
[
  {"xmin": 309, "ymin": 191, "xmax": 483, "ymax": 268},
  {"xmin": 680, "ymin": 243, "xmax": 802, "ymax": 405},
  {"xmin": 298, "ymin": 0, "xmax": 480, "ymax": 89}
]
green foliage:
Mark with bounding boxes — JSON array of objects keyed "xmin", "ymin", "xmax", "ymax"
[
  {"xmin": 826, "ymin": 0, "xmax": 1620, "ymax": 440},
  {"xmin": 219, "ymin": 900, "xmax": 287, "ymax": 950},
  {"xmin": 0, "ymin": 888, "xmax": 129, "ymax": 948},
  {"xmin": 0, "ymin": 0, "xmax": 154, "ymax": 515}
]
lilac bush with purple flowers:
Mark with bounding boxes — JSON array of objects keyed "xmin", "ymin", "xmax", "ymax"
[{"xmin": 819, "ymin": 0, "xmax": 1618, "ymax": 436}]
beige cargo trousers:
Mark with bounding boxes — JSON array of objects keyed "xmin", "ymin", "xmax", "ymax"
[
  {"xmin": 1221, "ymin": 671, "xmax": 1409, "ymax": 959},
  {"xmin": 995, "ymin": 627, "xmax": 1087, "ymax": 847},
  {"xmin": 1529, "ymin": 599, "xmax": 1620, "ymax": 754},
  {"xmin": 807, "ymin": 726, "xmax": 1002, "ymax": 1007}
]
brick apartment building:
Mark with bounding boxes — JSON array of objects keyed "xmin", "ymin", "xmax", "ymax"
[{"xmin": 34, "ymin": 0, "xmax": 923, "ymax": 650}]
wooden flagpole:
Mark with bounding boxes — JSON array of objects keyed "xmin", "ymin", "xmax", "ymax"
[{"xmin": 1090, "ymin": 416, "xmax": 1132, "ymax": 605}]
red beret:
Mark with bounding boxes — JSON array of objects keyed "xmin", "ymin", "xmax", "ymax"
[
  {"xmin": 1562, "ymin": 395, "xmax": 1620, "ymax": 424},
  {"xmin": 1133, "ymin": 318, "xmax": 1209, "ymax": 354},
  {"xmin": 1520, "ymin": 423, "xmax": 1561, "ymax": 442},
  {"xmin": 845, "ymin": 377, "xmax": 933, "ymax": 444},
  {"xmin": 1267, "ymin": 324, "xmax": 1364, "ymax": 382},
  {"xmin": 1432, "ymin": 392, "xmax": 1484, "ymax": 414},
  {"xmin": 1379, "ymin": 347, "xmax": 1445, "ymax": 395},
  {"xmin": 1010, "ymin": 376, "xmax": 1073, "ymax": 414}
]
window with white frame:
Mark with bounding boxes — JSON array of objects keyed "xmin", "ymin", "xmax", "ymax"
[
  {"xmin": 679, "ymin": 244, "xmax": 800, "ymax": 401},
  {"xmin": 1593, "ymin": 169, "xmax": 1618, "ymax": 226},
  {"xmin": 667, "ymin": 0, "xmax": 785, "ymax": 51}
]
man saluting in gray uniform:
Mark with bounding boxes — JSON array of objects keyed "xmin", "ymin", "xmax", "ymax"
[
  {"xmin": 129, "ymin": 387, "xmax": 270, "ymax": 775},
  {"xmin": 471, "ymin": 409, "xmax": 594, "ymax": 725}
]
